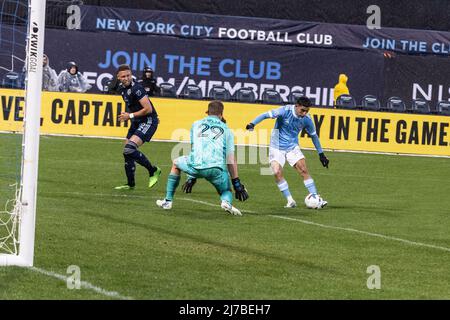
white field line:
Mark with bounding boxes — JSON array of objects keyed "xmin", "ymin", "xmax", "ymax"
[
  {"xmin": 29, "ymin": 266, "xmax": 134, "ymax": 300},
  {"xmin": 45, "ymin": 191, "xmax": 450, "ymax": 253},
  {"xmin": 45, "ymin": 191, "xmax": 255, "ymax": 214},
  {"xmin": 269, "ymin": 215, "xmax": 450, "ymax": 253}
]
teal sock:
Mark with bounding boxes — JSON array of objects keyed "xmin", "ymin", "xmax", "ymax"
[
  {"xmin": 220, "ymin": 190, "xmax": 233, "ymax": 204},
  {"xmin": 165, "ymin": 174, "xmax": 180, "ymax": 201}
]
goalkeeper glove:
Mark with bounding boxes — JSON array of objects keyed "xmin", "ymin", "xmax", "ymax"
[
  {"xmin": 246, "ymin": 123, "xmax": 255, "ymax": 131},
  {"xmin": 319, "ymin": 152, "xmax": 329, "ymax": 168},
  {"xmin": 231, "ymin": 177, "xmax": 249, "ymax": 201},
  {"xmin": 182, "ymin": 178, "xmax": 197, "ymax": 193}
]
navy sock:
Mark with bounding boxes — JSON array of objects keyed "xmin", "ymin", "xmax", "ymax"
[
  {"xmin": 124, "ymin": 142, "xmax": 156, "ymax": 175},
  {"xmin": 123, "ymin": 155, "xmax": 136, "ymax": 187}
]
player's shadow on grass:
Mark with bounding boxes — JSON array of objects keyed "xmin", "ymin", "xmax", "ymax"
[{"xmin": 75, "ymin": 209, "xmax": 341, "ymax": 276}]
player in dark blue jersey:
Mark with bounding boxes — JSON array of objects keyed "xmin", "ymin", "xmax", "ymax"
[{"xmin": 114, "ymin": 64, "xmax": 161, "ymax": 190}]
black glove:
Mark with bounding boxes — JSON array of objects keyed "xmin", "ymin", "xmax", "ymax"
[
  {"xmin": 231, "ymin": 177, "xmax": 249, "ymax": 201},
  {"xmin": 319, "ymin": 153, "xmax": 329, "ymax": 168},
  {"xmin": 246, "ymin": 123, "xmax": 255, "ymax": 131},
  {"xmin": 182, "ymin": 178, "xmax": 197, "ymax": 193}
]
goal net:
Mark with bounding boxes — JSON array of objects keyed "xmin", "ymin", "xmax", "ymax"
[{"xmin": 0, "ymin": 0, "xmax": 45, "ymax": 266}]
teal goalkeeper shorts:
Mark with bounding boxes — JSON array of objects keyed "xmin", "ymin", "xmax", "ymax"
[{"xmin": 174, "ymin": 156, "xmax": 231, "ymax": 195}]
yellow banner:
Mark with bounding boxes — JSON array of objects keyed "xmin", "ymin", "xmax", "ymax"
[{"xmin": 1, "ymin": 88, "xmax": 449, "ymax": 156}]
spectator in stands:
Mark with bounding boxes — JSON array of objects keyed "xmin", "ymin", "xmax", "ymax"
[
  {"xmin": 333, "ymin": 73, "xmax": 350, "ymax": 105},
  {"xmin": 57, "ymin": 61, "xmax": 92, "ymax": 93},
  {"xmin": 42, "ymin": 54, "xmax": 58, "ymax": 91},
  {"xmin": 138, "ymin": 66, "xmax": 160, "ymax": 96}
]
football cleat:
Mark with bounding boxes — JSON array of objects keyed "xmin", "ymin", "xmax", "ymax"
[
  {"xmin": 284, "ymin": 200, "xmax": 297, "ymax": 208},
  {"xmin": 148, "ymin": 167, "xmax": 162, "ymax": 188},
  {"xmin": 156, "ymin": 199, "xmax": 172, "ymax": 210},
  {"xmin": 220, "ymin": 200, "xmax": 242, "ymax": 216},
  {"xmin": 114, "ymin": 184, "xmax": 135, "ymax": 190},
  {"xmin": 317, "ymin": 199, "xmax": 328, "ymax": 209}
]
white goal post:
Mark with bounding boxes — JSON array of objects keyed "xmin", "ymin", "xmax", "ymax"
[{"xmin": 0, "ymin": 0, "xmax": 46, "ymax": 267}]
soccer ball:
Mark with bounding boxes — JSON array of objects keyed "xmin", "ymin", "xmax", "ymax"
[{"xmin": 304, "ymin": 193, "xmax": 322, "ymax": 209}]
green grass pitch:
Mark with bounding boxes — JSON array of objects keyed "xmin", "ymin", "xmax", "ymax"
[{"xmin": 0, "ymin": 133, "xmax": 449, "ymax": 299}]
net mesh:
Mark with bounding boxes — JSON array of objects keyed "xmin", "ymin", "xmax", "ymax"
[
  {"xmin": 0, "ymin": 183, "xmax": 21, "ymax": 255},
  {"xmin": 0, "ymin": 0, "xmax": 27, "ymax": 256},
  {"xmin": 0, "ymin": 0, "xmax": 28, "ymax": 88}
]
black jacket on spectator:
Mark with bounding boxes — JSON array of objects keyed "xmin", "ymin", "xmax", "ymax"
[
  {"xmin": 139, "ymin": 78, "xmax": 160, "ymax": 96},
  {"xmin": 138, "ymin": 68, "xmax": 160, "ymax": 96}
]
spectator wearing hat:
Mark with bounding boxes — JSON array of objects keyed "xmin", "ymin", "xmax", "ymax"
[
  {"xmin": 42, "ymin": 54, "xmax": 59, "ymax": 91},
  {"xmin": 333, "ymin": 73, "xmax": 350, "ymax": 105},
  {"xmin": 57, "ymin": 61, "xmax": 92, "ymax": 93},
  {"xmin": 138, "ymin": 66, "xmax": 160, "ymax": 96}
]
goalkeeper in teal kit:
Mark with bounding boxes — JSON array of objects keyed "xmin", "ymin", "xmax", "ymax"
[{"xmin": 156, "ymin": 100, "xmax": 249, "ymax": 216}]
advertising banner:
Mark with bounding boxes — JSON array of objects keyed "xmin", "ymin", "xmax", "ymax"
[
  {"xmin": 79, "ymin": 5, "xmax": 450, "ymax": 56},
  {"xmin": 383, "ymin": 54, "xmax": 450, "ymax": 108},
  {"xmin": 39, "ymin": 28, "xmax": 383, "ymax": 106},
  {"xmin": 1, "ymin": 89, "xmax": 449, "ymax": 157},
  {"xmin": 1, "ymin": 6, "xmax": 449, "ymax": 109}
]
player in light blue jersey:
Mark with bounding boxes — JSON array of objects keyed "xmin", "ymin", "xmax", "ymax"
[
  {"xmin": 246, "ymin": 96, "xmax": 329, "ymax": 209},
  {"xmin": 156, "ymin": 100, "xmax": 249, "ymax": 215}
]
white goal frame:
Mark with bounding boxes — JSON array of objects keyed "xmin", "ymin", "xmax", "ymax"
[{"xmin": 0, "ymin": 0, "xmax": 46, "ymax": 266}]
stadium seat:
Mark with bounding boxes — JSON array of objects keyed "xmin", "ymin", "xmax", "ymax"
[
  {"xmin": 361, "ymin": 95, "xmax": 381, "ymax": 111},
  {"xmin": 208, "ymin": 85, "xmax": 232, "ymax": 101},
  {"xmin": 385, "ymin": 96, "xmax": 406, "ymax": 113},
  {"xmin": 1, "ymin": 71, "xmax": 22, "ymax": 89},
  {"xmin": 335, "ymin": 94, "xmax": 357, "ymax": 109},
  {"xmin": 261, "ymin": 89, "xmax": 283, "ymax": 105},
  {"xmin": 159, "ymin": 82, "xmax": 177, "ymax": 98},
  {"xmin": 436, "ymin": 100, "xmax": 450, "ymax": 116},
  {"xmin": 182, "ymin": 84, "xmax": 203, "ymax": 99},
  {"xmin": 233, "ymin": 87, "xmax": 256, "ymax": 103},
  {"xmin": 411, "ymin": 98, "xmax": 431, "ymax": 114},
  {"xmin": 287, "ymin": 90, "xmax": 304, "ymax": 104}
]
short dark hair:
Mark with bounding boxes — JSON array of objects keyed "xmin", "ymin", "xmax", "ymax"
[
  {"xmin": 296, "ymin": 96, "xmax": 312, "ymax": 108},
  {"xmin": 207, "ymin": 100, "xmax": 224, "ymax": 115},
  {"xmin": 117, "ymin": 64, "xmax": 131, "ymax": 73}
]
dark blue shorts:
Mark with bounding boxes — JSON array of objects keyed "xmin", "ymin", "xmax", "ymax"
[{"xmin": 126, "ymin": 117, "xmax": 158, "ymax": 142}]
